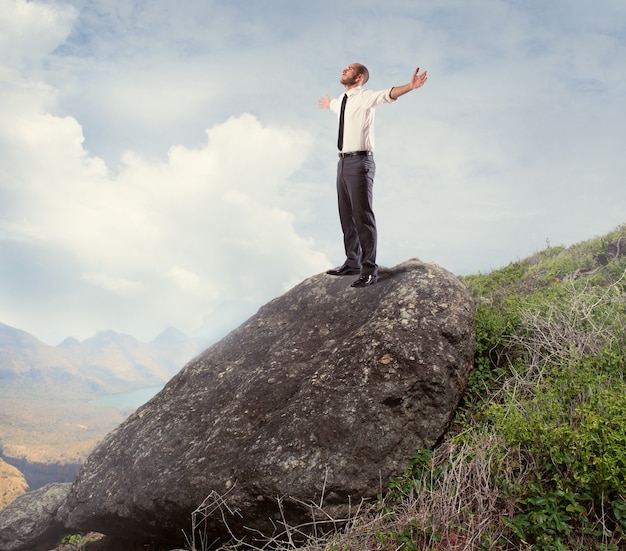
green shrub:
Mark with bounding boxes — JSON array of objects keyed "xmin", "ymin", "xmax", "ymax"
[
  {"xmin": 465, "ymin": 230, "xmax": 626, "ymax": 549},
  {"xmin": 492, "ymin": 357, "xmax": 626, "ymax": 489},
  {"xmin": 60, "ymin": 534, "xmax": 89, "ymax": 550},
  {"xmin": 385, "ymin": 448, "xmax": 436, "ymax": 502},
  {"xmin": 488, "ymin": 351, "xmax": 626, "ymax": 548},
  {"xmin": 501, "ymin": 480, "xmax": 588, "ymax": 551}
]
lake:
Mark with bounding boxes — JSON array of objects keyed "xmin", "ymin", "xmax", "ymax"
[{"xmin": 92, "ymin": 385, "xmax": 164, "ymax": 408}]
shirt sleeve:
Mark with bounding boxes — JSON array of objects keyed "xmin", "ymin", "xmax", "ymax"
[{"xmin": 362, "ymin": 88, "xmax": 396, "ymax": 106}]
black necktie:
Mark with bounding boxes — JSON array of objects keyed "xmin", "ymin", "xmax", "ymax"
[{"xmin": 337, "ymin": 93, "xmax": 347, "ymax": 151}]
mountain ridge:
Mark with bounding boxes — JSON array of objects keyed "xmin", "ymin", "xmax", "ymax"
[{"xmin": 0, "ymin": 322, "xmax": 203, "ymax": 395}]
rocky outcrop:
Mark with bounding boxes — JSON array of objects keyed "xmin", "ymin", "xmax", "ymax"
[
  {"xmin": 55, "ymin": 259, "xmax": 475, "ymax": 548},
  {"xmin": 0, "ymin": 260, "xmax": 475, "ymax": 550},
  {"xmin": 0, "ymin": 483, "xmax": 70, "ymax": 551}
]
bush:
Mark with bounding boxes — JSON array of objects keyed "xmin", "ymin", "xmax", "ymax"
[
  {"xmin": 491, "ymin": 357, "xmax": 626, "ymax": 546},
  {"xmin": 483, "ymin": 267, "xmax": 626, "ymax": 548}
]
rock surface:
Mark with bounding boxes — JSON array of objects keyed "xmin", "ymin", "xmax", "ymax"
[
  {"xmin": 0, "ymin": 483, "xmax": 70, "ymax": 551},
  {"xmin": 57, "ymin": 260, "xmax": 475, "ymax": 548}
]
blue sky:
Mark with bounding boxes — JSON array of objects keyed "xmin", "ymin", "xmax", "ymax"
[{"xmin": 1, "ymin": 0, "xmax": 625, "ymax": 345}]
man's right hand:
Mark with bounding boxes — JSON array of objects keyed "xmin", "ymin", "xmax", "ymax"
[{"xmin": 318, "ymin": 93, "xmax": 331, "ymax": 109}]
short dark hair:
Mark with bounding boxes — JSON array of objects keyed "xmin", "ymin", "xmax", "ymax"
[{"xmin": 354, "ymin": 63, "xmax": 369, "ymax": 85}]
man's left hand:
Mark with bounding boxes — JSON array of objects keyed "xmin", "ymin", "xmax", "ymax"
[{"xmin": 411, "ymin": 68, "xmax": 428, "ymax": 90}]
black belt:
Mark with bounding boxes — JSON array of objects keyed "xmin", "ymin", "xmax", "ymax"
[{"xmin": 338, "ymin": 151, "xmax": 373, "ymax": 158}]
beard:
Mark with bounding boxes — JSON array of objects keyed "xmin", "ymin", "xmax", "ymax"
[{"xmin": 340, "ymin": 74, "xmax": 359, "ymax": 86}]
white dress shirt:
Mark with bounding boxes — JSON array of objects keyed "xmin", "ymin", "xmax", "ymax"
[{"xmin": 330, "ymin": 87, "xmax": 396, "ymax": 153}]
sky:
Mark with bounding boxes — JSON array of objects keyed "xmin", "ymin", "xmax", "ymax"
[{"xmin": 1, "ymin": 0, "xmax": 625, "ymax": 346}]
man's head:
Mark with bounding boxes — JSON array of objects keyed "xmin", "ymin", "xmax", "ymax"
[{"xmin": 340, "ymin": 63, "xmax": 369, "ymax": 88}]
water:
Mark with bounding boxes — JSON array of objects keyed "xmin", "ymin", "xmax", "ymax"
[{"xmin": 92, "ymin": 385, "xmax": 164, "ymax": 408}]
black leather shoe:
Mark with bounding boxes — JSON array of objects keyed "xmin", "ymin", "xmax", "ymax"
[
  {"xmin": 350, "ymin": 274, "xmax": 378, "ymax": 287},
  {"xmin": 326, "ymin": 265, "xmax": 361, "ymax": 276}
]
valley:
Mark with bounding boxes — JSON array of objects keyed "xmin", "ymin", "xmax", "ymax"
[
  {"xmin": 0, "ymin": 387, "xmax": 136, "ymax": 493},
  {"xmin": 0, "ymin": 322, "xmax": 206, "ymax": 504}
]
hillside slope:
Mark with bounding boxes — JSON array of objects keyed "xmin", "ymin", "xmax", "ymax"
[{"xmin": 0, "ymin": 458, "xmax": 28, "ymax": 510}]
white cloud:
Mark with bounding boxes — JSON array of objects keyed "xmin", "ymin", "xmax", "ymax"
[
  {"xmin": 0, "ymin": 99, "xmax": 329, "ymax": 340},
  {"xmin": 0, "ymin": 0, "xmax": 76, "ymax": 69}
]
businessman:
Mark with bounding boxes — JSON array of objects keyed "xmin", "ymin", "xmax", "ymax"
[{"xmin": 319, "ymin": 63, "xmax": 427, "ymax": 287}]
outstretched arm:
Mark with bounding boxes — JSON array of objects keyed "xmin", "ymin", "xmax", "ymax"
[{"xmin": 390, "ymin": 68, "xmax": 428, "ymax": 100}]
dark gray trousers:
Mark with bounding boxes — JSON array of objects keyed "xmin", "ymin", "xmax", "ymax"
[{"xmin": 336, "ymin": 155, "xmax": 378, "ymax": 276}]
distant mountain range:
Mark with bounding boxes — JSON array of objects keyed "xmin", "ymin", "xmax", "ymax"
[
  {"xmin": 0, "ymin": 312, "xmax": 259, "ymax": 496},
  {"xmin": 0, "ymin": 322, "xmax": 205, "ymax": 396}
]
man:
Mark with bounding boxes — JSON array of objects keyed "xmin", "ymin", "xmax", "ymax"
[{"xmin": 318, "ymin": 63, "xmax": 428, "ymax": 287}]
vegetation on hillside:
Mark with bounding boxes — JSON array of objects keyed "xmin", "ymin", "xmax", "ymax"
[{"xmin": 205, "ymin": 224, "xmax": 626, "ymax": 551}]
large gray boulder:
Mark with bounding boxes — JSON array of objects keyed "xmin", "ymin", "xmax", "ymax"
[
  {"xmin": 0, "ymin": 483, "xmax": 70, "ymax": 551},
  {"xmin": 59, "ymin": 260, "xmax": 475, "ymax": 548}
]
